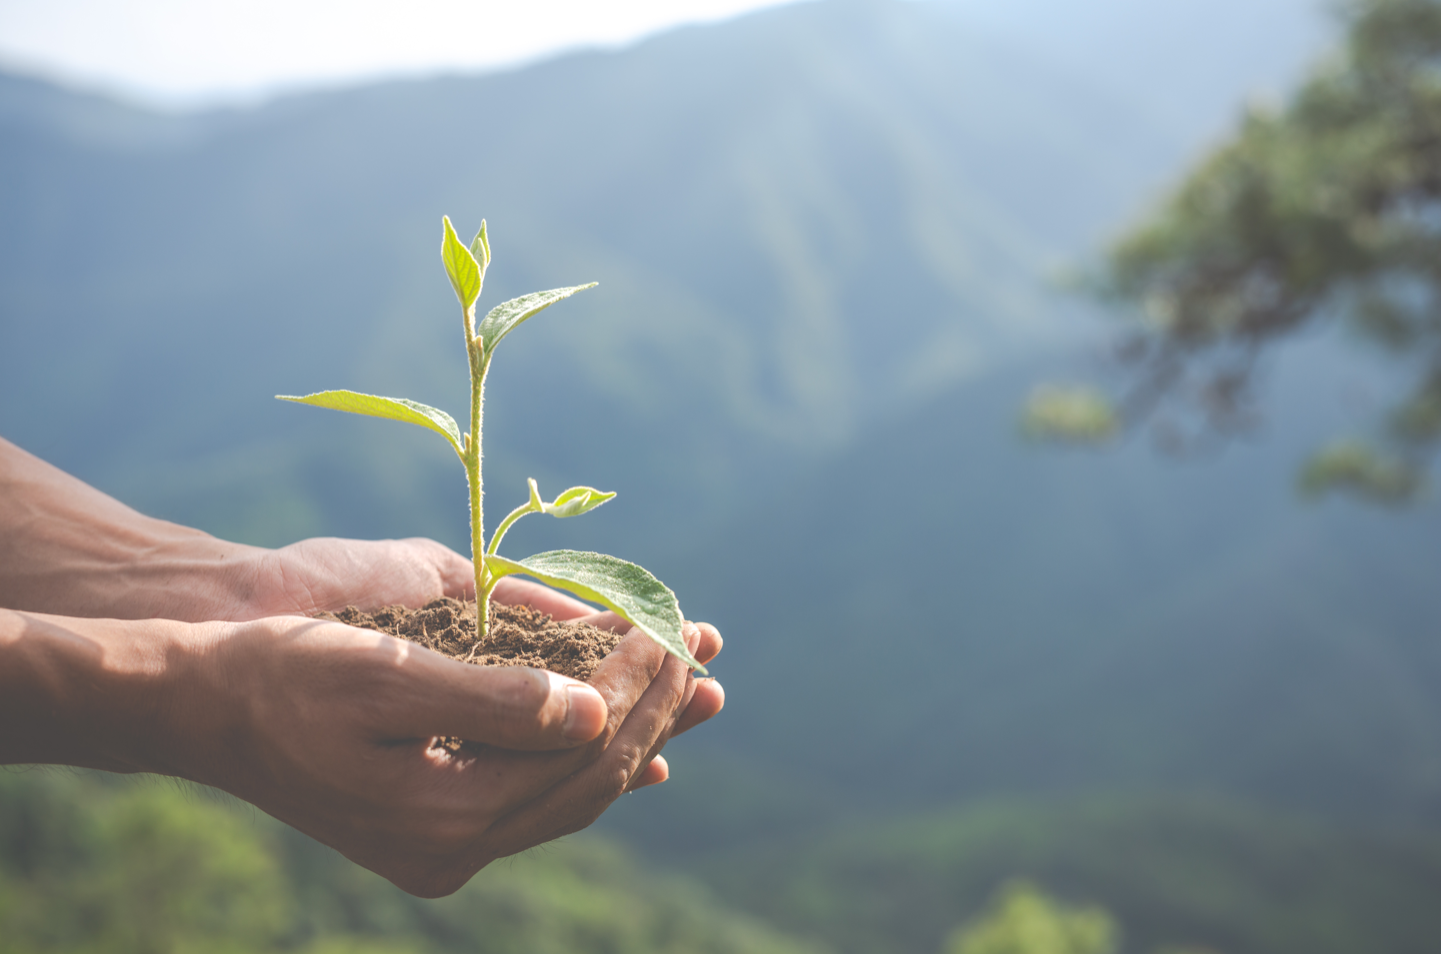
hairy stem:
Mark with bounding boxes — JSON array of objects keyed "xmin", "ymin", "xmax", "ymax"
[
  {"xmin": 462, "ymin": 293, "xmax": 492, "ymax": 643},
  {"xmin": 487, "ymin": 500, "xmax": 536, "ymax": 558}
]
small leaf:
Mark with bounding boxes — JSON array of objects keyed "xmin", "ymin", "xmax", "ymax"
[
  {"xmin": 441, "ymin": 216, "xmax": 482, "ymax": 310},
  {"xmin": 470, "ymin": 220, "xmax": 491, "ymax": 276},
  {"xmin": 484, "ymin": 550, "xmax": 702, "ymax": 672},
  {"xmin": 543, "ymin": 485, "xmax": 616, "ymax": 517},
  {"xmin": 528, "ymin": 476, "xmax": 544, "ymax": 510},
  {"xmin": 477, "ymin": 284, "xmax": 597, "ymax": 354},
  {"xmin": 276, "ymin": 390, "xmax": 462, "ymax": 456}
]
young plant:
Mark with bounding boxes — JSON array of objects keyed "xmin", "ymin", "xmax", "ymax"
[{"xmin": 277, "ymin": 216, "xmax": 703, "ymax": 672}]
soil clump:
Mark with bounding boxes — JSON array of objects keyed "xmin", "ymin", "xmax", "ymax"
[{"xmin": 317, "ymin": 597, "xmax": 622, "ymax": 681}]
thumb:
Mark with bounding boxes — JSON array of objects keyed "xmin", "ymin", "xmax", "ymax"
[{"xmin": 394, "ymin": 656, "xmax": 608, "ymax": 750}]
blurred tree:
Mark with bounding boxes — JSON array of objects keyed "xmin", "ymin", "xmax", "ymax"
[
  {"xmin": 1020, "ymin": 386, "xmax": 1120, "ymax": 444},
  {"xmin": 0, "ymin": 777, "xmax": 291, "ymax": 954},
  {"xmin": 1084, "ymin": 0, "xmax": 1441, "ymax": 501},
  {"xmin": 942, "ymin": 881, "xmax": 1118, "ymax": 954}
]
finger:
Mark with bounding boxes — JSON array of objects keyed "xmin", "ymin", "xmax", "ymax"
[
  {"xmin": 627, "ymin": 755, "xmax": 669, "ymax": 791},
  {"xmin": 690, "ymin": 622, "xmax": 723, "ymax": 666},
  {"xmin": 672, "ymin": 678, "xmax": 724, "ymax": 737},
  {"xmin": 446, "ymin": 626, "xmax": 672, "ymax": 813},
  {"xmin": 572, "ymin": 647, "xmax": 694, "ymax": 805},
  {"xmin": 388, "ymin": 646, "xmax": 607, "ymax": 750},
  {"xmin": 490, "ymin": 577, "xmax": 595, "ymax": 619},
  {"xmin": 479, "ymin": 633, "xmax": 695, "ymax": 856},
  {"xmin": 579, "ymin": 625, "xmax": 671, "ymax": 745},
  {"xmin": 628, "ymin": 669, "xmax": 700, "ymax": 773}
]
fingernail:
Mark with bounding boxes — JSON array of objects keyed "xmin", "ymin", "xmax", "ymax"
[
  {"xmin": 562, "ymin": 683, "xmax": 606, "ymax": 742},
  {"xmin": 683, "ymin": 622, "xmax": 700, "ymax": 653}
]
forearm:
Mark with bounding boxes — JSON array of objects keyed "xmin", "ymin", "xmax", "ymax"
[
  {"xmin": 0, "ymin": 607, "xmax": 217, "ymax": 774},
  {"xmin": 0, "ymin": 436, "xmax": 263, "ymax": 619}
]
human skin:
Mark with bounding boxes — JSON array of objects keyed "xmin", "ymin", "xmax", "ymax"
[{"xmin": 0, "ymin": 436, "xmax": 725, "ymax": 896}]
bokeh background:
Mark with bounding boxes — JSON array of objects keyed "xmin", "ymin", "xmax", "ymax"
[{"xmin": 3, "ymin": 1, "xmax": 1441, "ymax": 952}]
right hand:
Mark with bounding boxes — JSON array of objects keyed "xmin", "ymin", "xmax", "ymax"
[{"xmin": 172, "ymin": 612, "xmax": 722, "ymax": 897}]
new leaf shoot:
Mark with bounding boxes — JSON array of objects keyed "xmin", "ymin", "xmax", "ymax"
[{"xmin": 278, "ymin": 216, "xmax": 703, "ymax": 672}]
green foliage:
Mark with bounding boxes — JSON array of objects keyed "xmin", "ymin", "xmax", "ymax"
[
  {"xmin": 943, "ymin": 882, "xmax": 1117, "ymax": 954},
  {"xmin": 485, "ymin": 550, "xmax": 691, "ymax": 667},
  {"xmin": 1020, "ymin": 386, "xmax": 1119, "ymax": 444},
  {"xmin": 1093, "ymin": 0, "xmax": 1441, "ymax": 500},
  {"xmin": 699, "ymin": 796, "xmax": 1441, "ymax": 954},
  {"xmin": 534, "ymin": 481, "xmax": 616, "ymax": 518},
  {"xmin": 279, "ymin": 218, "xmax": 700, "ymax": 670},
  {"xmin": 440, "ymin": 215, "xmax": 482, "ymax": 312},
  {"xmin": 477, "ymin": 284, "xmax": 598, "ymax": 356},
  {"xmin": 0, "ymin": 770, "xmax": 825, "ymax": 954},
  {"xmin": 274, "ymin": 391, "xmax": 463, "ymax": 458},
  {"xmin": 1298, "ymin": 439, "xmax": 1423, "ymax": 502},
  {"xmin": 0, "ymin": 772, "xmax": 290, "ymax": 954}
]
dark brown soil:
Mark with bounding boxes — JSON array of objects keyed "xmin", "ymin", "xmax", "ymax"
[{"xmin": 317, "ymin": 597, "xmax": 622, "ymax": 681}]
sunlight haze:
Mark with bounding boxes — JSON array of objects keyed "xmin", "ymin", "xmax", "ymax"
[{"xmin": 0, "ymin": 0, "xmax": 805, "ymax": 107}]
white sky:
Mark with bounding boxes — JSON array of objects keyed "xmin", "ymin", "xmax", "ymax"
[{"xmin": 0, "ymin": 0, "xmax": 803, "ymax": 108}]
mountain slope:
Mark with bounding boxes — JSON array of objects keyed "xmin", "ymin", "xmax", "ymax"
[{"xmin": 0, "ymin": 0, "xmax": 1176, "ymax": 547}]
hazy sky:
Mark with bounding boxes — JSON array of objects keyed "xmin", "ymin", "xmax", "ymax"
[{"xmin": 0, "ymin": 0, "xmax": 803, "ymax": 107}]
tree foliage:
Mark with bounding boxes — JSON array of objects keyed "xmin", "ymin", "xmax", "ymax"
[
  {"xmin": 1095, "ymin": 0, "xmax": 1441, "ymax": 500},
  {"xmin": 943, "ymin": 882, "xmax": 1118, "ymax": 954}
]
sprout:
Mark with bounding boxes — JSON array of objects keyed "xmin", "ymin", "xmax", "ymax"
[{"xmin": 277, "ymin": 216, "xmax": 703, "ymax": 672}]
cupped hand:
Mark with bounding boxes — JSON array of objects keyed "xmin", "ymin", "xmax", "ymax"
[
  {"xmin": 239, "ymin": 537, "xmax": 727, "ymax": 750},
  {"xmin": 178, "ymin": 611, "xmax": 722, "ymax": 897},
  {"xmin": 240, "ymin": 537, "xmax": 607, "ymax": 621},
  {"xmin": 235, "ymin": 537, "xmax": 476, "ymax": 620}
]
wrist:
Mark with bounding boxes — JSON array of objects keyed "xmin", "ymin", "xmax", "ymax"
[
  {"xmin": 0, "ymin": 436, "xmax": 268, "ymax": 620},
  {"xmin": 0, "ymin": 609, "xmax": 226, "ymax": 776}
]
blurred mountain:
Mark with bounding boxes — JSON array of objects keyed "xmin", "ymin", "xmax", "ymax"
[
  {"xmin": 617, "ymin": 340, "xmax": 1441, "ymax": 857},
  {"xmin": 0, "ymin": 0, "xmax": 1240, "ymax": 542},
  {"xmin": 3, "ymin": 0, "xmax": 1432, "ymax": 888}
]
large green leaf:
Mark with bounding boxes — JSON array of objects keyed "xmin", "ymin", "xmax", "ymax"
[
  {"xmin": 485, "ymin": 550, "xmax": 703, "ymax": 672},
  {"xmin": 441, "ymin": 216, "xmax": 482, "ymax": 310},
  {"xmin": 476, "ymin": 284, "xmax": 597, "ymax": 354},
  {"xmin": 276, "ymin": 390, "xmax": 463, "ymax": 456}
]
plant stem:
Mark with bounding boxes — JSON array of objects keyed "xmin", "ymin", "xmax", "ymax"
[
  {"xmin": 463, "ymin": 296, "xmax": 493, "ymax": 644},
  {"xmin": 487, "ymin": 500, "xmax": 535, "ymax": 557}
]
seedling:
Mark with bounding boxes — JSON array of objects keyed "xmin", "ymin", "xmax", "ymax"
[{"xmin": 277, "ymin": 217, "xmax": 703, "ymax": 672}]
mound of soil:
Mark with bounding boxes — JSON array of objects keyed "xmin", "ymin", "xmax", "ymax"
[{"xmin": 317, "ymin": 597, "xmax": 622, "ymax": 681}]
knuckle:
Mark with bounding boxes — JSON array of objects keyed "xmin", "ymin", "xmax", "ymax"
[
  {"xmin": 599, "ymin": 761, "xmax": 636, "ymax": 804},
  {"xmin": 662, "ymin": 673, "xmax": 687, "ymax": 713}
]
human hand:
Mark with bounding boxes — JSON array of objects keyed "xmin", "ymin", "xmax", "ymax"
[
  {"xmin": 0, "ymin": 435, "xmax": 610, "ymax": 624},
  {"xmin": 176, "ymin": 612, "xmax": 722, "ymax": 896},
  {"xmin": 219, "ymin": 536, "xmax": 602, "ymax": 621},
  {"xmin": 235, "ymin": 538, "xmax": 730, "ymax": 760},
  {"xmin": 0, "ymin": 606, "xmax": 722, "ymax": 897}
]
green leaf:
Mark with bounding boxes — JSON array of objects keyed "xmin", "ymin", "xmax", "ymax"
[
  {"xmin": 477, "ymin": 284, "xmax": 597, "ymax": 354},
  {"xmin": 276, "ymin": 390, "xmax": 463, "ymax": 456},
  {"xmin": 469, "ymin": 220, "xmax": 491, "ymax": 276},
  {"xmin": 441, "ymin": 215, "xmax": 482, "ymax": 310},
  {"xmin": 484, "ymin": 550, "xmax": 702, "ymax": 672},
  {"xmin": 543, "ymin": 485, "xmax": 616, "ymax": 517}
]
